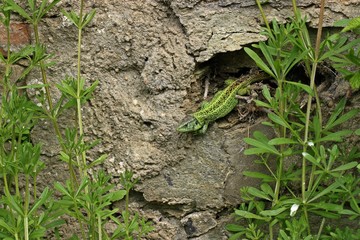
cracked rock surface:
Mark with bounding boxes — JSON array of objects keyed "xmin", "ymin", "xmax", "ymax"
[{"xmin": 27, "ymin": 0, "xmax": 360, "ymax": 238}]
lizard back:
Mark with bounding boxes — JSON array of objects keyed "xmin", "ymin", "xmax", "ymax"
[{"xmin": 193, "ymin": 72, "xmax": 269, "ymax": 124}]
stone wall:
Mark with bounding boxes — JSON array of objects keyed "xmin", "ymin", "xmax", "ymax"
[{"xmin": 2, "ymin": 0, "xmax": 359, "ymax": 239}]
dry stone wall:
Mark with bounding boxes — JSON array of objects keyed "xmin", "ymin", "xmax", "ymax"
[{"xmin": 10, "ymin": 0, "xmax": 357, "ymax": 238}]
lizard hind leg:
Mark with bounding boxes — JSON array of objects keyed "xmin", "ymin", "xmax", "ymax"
[{"xmin": 236, "ymin": 85, "xmax": 251, "ymax": 96}]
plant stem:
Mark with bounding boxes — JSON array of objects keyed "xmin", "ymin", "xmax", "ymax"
[
  {"xmin": 125, "ymin": 186, "xmax": 130, "ymax": 238},
  {"xmin": 0, "ymin": 17, "xmax": 11, "ymax": 198},
  {"xmin": 33, "ymin": 176, "xmax": 37, "ymax": 201},
  {"xmin": 256, "ymin": 0, "xmax": 271, "ymax": 31},
  {"xmin": 32, "ymin": 24, "xmax": 65, "ymax": 146},
  {"xmin": 273, "ymin": 78, "xmax": 286, "ymax": 207},
  {"xmin": 24, "ymin": 174, "xmax": 30, "ymax": 240},
  {"xmin": 302, "ymin": 0, "xmax": 325, "ymax": 200},
  {"xmin": 316, "ymin": 218, "xmax": 326, "ymax": 239},
  {"xmin": 32, "ymin": 14, "xmax": 79, "ymax": 186},
  {"xmin": 33, "ymin": 24, "xmax": 54, "ymax": 112},
  {"xmin": 76, "ymin": 0, "xmax": 88, "ymax": 180},
  {"xmin": 301, "ymin": 0, "xmax": 326, "ymax": 235},
  {"xmin": 97, "ymin": 214, "xmax": 102, "ymax": 240},
  {"xmin": 72, "ymin": 194, "xmax": 86, "ymax": 239}
]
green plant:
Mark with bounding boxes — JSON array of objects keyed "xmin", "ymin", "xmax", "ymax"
[
  {"xmin": 0, "ymin": 0, "xmax": 152, "ymax": 239},
  {"xmin": 110, "ymin": 171, "xmax": 154, "ymax": 240},
  {"xmin": 0, "ymin": 2, "xmax": 64, "ymax": 239},
  {"xmin": 227, "ymin": 0, "xmax": 360, "ymax": 239},
  {"xmin": 321, "ymin": 226, "xmax": 360, "ymax": 240}
]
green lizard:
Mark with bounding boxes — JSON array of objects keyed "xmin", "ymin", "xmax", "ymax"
[{"xmin": 177, "ymin": 71, "xmax": 270, "ymax": 134}]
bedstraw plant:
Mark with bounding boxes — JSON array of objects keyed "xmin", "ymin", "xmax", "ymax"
[
  {"xmin": 227, "ymin": 0, "xmax": 360, "ymax": 239},
  {"xmin": 0, "ymin": 0, "xmax": 152, "ymax": 239}
]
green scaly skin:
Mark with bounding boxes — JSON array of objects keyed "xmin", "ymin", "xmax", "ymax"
[{"xmin": 177, "ymin": 71, "xmax": 270, "ymax": 134}]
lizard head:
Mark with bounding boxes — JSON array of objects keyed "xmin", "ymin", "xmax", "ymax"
[{"xmin": 176, "ymin": 117, "xmax": 203, "ymax": 133}]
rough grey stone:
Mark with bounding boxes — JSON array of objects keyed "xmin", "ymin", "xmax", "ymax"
[
  {"xmin": 170, "ymin": 0, "xmax": 360, "ymax": 62},
  {"xmin": 180, "ymin": 211, "xmax": 217, "ymax": 237},
  {"xmin": 22, "ymin": 0, "xmax": 360, "ymax": 238}
]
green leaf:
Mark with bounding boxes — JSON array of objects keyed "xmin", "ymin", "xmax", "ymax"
[
  {"xmin": 226, "ymin": 224, "xmax": 245, "ymax": 232},
  {"xmin": 302, "ymin": 152, "xmax": 321, "ymax": 167},
  {"xmin": 81, "ymin": 9, "xmax": 96, "ymax": 28},
  {"xmin": 349, "ymin": 71, "xmax": 360, "ymax": 89},
  {"xmin": 75, "ymin": 178, "xmax": 89, "ymax": 198},
  {"xmin": 44, "ymin": 219, "xmax": 66, "ymax": 229},
  {"xmin": 288, "ymin": 48, "xmax": 309, "ymax": 75},
  {"xmin": 339, "ymin": 209, "xmax": 358, "ymax": 216},
  {"xmin": 254, "ymin": 99, "xmax": 272, "ymax": 109},
  {"xmin": 308, "ymin": 181, "xmax": 341, "ymax": 203},
  {"xmin": 260, "ymin": 183, "xmax": 274, "ymax": 197},
  {"xmin": 268, "ymin": 137, "xmax": 298, "ymax": 145},
  {"xmin": 284, "ymin": 80, "xmax": 314, "ymax": 96},
  {"xmin": 331, "ymin": 161, "xmax": 358, "ymax": 172},
  {"xmin": 268, "ymin": 112, "xmax": 292, "ymax": 131},
  {"xmin": 29, "ymin": 227, "xmax": 46, "ymax": 238},
  {"xmin": 355, "ymin": 128, "xmax": 360, "ymax": 136},
  {"xmin": 324, "ymin": 98, "xmax": 346, "ymax": 130},
  {"xmin": 334, "ymin": 19, "xmax": 350, "ymax": 27},
  {"xmin": 17, "ymin": 83, "xmax": 49, "ymax": 89},
  {"xmin": 87, "ymin": 153, "xmax": 108, "ymax": 168},
  {"xmin": 323, "ymin": 38, "xmax": 360, "ymax": 61},
  {"xmin": 54, "ymin": 182, "xmax": 72, "ymax": 198},
  {"xmin": 244, "ymin": 147, "xmax": 273, "ymax": 155},
  {"xmin": 258, "ymin": 42, "xmax": 277, "ymax": 77},
  {"xmin": 40, "ymin": 0, "xmax": 61, "ymax": 20},
  {"xmin": 310, "ymin": 202, "xmax": 343, "ymax": 212},
  {"xmin": 253, "ymin": 131, "xmax": 270, "ymax": 142},
  {"xmin": 5, "ymin": 195, "xmax": 24, "ymax": 216},
  {"xmin": 247, "ymin": 187, "xmax": 271, "ymax": 201},
  {"xmin": 0, "ymin": 219, "xmax": 15, "ymax": 235},
  {"xmin": 59, "ymin": 151, "xmax": 70, "ymax": 163},
  {"xmin": 81, "ymin": 79, "xmax": 99, "ymax": 100},
  {"xmin": 330, "ymin": 109, "xmax": 359, "ymax": 129},
  {"xmin": 5, "ymin": 0, "xmax": 31, "ymax": 21},
  {"xmin": 234, "ymin": 210, "xmax": 269, "ymax": 220},
  {"xmin": 309, "ymin": 210, "xmax": 340, "ymax": 219},
  {"xmin": 56, "ymin": 82, "xmax": 77, "ymax": 98},
  {"xmin": 244, "ymin": 47, "xmax": 275, "ymax": 77},
  {"xmin": 279, "ymin": 230, "xmax": 291, "ymax": 240},
  {"xmin": 62, "ymin": 10, "xmax": 80, "ymax": 27},
  {"xmin": 261, "ymin": 85, "xmax": 273, "ymax": 104},
  {"xmin": 0, "ymin": 53, "xmax": 5, "ymax": 63},
  {"xmin": 342, "ymin": 16, "xmax": 360, "ymax": 32},
  {"xmin": 260, "ymin": 207, "xmax": 287, "ymax": 216},
  {"xmin": 315, "ymin": 130, "xmax": 353, "ymax": 143},
  {"xmin": 28, "ymin": 0, "xmax": 36, "ymax": 11},
  {"xmin": 244, "ymin": 137, "xmax": 280, "ymax": 156},
  {"xmin": 28, "ymin": 187, "xmax": 51, "ymax": 215},
  {"xmin": 108, "ymin": 190, "xmax": 127, "ymax": 202},
  {"xmin": 228, "ymin": 232, "xmax": 245, "ymax": 240}
]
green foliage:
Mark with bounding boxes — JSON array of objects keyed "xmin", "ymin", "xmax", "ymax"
[
  {"xmin": 321, "ymin": 226, "xmax": 360, "ymax": 240},
  {"xmin": 0, "ymin": 0, "xmax": 152, "ymax": 239},
  {"xmin": 62, "ymin": 8, "xmax": 96, "ymax": 30},
  {"xmin": 54, "ymin": 171, "xmax": 132, "ymax": 239},
  {"xmin": 4, "ymin": 0, "xmax": 61, "ymax": 25},
  {"xmin": 110, "ymin": 171, "xmax": 154, "ymax": 240},
  {"xmin": 227, "ymin": 1, "xmax": 360, "ymax": 239},
  {"xmin": 329, "ymin": 17, "xmax": 360, "ymax": 89}
]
